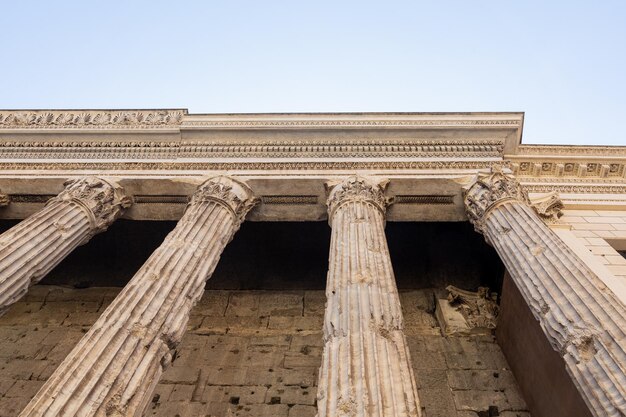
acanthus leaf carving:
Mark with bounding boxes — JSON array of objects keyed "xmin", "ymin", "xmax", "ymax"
[
  {"xmin": 326, "ymin": 176, "xmax": 390, "ymax": 222},
  {"xmin": 51, "ymin": 177, "xmax": 132, "ymax": 234},
  {"xmin": 463, "ymin": 167, "xmax": 530, "ymax": 234},
  {"xmin": 530, "ymin": 191, "xmax": 564, "ymax": 224},
  {"xmin": 0, "ymin": 110, "xmax": 184, "ymax": 129},
  {"xmin": 189, "ymin": 177, "xmax": 258, "ymax": 229},
  {"xmin": 446, "ymin": 285, "xmax": 499, "ymax": 330}
]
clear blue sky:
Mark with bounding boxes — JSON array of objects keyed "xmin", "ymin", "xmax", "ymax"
[{"xmin": 1, "ymin": 1, "xmax": 625, "ymax": 145}]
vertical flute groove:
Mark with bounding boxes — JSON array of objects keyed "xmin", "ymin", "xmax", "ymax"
[
  {"xmin": 464, "ymin": 169, "xmax": 626, "ymax": 417},
  {"xmin": 0, "ymin": 177, "xmax": 129, "ymax": 315},
  {"xmin": 317, "ymin": 177, "xmax": 421, "ymax": 417},
  {"xmin": 19, "ymin": 176, "xmax": 257, "ymax": 417}
]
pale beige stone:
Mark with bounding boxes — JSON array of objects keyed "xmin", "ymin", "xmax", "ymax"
[
  {"xmin": 19, "ymin": 176, "xmax": 257, "ymax": 417},
  {"xmin": 316, "ymin": 176, "xmax": 421, "ymax": 417},
  {"xmin": 0, "ymin": 177, "xmax": 130, "ymax": 315},
  {"xmin": 465, "ymin": 168, "xmax": 626, "ymax": 417}
]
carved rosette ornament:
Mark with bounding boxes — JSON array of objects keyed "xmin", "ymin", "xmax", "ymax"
[
  {"xmin": 317, "ymin": 176, "xmax": 422, "ymax": 417},
  {"xmin": 20, "ymin": 176, "xmax": 257, "ymax": 417},
  {"xmin": 464, "ymin": 168, "xmax": 626, "ymax": 417},
  {"xmin": 0, "ymin": 177, "xmax": 130, "ymax": 315}
]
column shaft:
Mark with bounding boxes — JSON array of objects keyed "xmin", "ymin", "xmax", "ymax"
[
  {"xmin": 0, "ymin": 177, "xmax": 129, "ymax": 314},
  {"xmin": 465, "ymin": 169, "xmax": 626, "ymax": 417},
  {"xmin": 20, "ymin": 177, "xmax": 257, "ymax": 417},
  {"xmin": 317, "ymin": 177, "xmax": 421, "ymax": 417}
]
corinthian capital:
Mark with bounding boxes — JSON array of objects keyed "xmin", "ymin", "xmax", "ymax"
[
  {"xmin": 326, "ymin": 176, "xmax": 390, "ymax": 221},
  {"xmin": 52, "ymin": 177, "xmax": 132, "ymax": 233},
  {"xmin": 189, "ymin": 176, "xmax": 258, "ymax": 225},
  {"xmin": 464, "ymin": 168, "xmax": 530, "ymax": 233}
]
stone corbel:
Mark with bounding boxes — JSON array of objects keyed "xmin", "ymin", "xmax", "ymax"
[{"xmin": 530, "ymin": 191, "xmax": 566, "ymax": 227}]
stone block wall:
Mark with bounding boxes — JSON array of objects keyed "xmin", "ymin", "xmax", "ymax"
[
  {"xmin": 0, "ymin": 286, "xmax": 529, "ymax": 417},
  {"xmin": 561, "ymin": 209, "xmax": 626, "ymax": 280}
]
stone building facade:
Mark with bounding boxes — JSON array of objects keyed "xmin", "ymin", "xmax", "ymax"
[{"xmin": 0, "ymin": 110, "xmax": 624, "ymax": 417}]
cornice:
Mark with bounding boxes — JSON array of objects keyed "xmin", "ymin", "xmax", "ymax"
[
  {"xmin": 0, "ymin": 110, "xmax": 523, "ymax": 131},
  {"xmin": 0, "ymin": 139, "xmax": 505, "ymax": 159},
  {"xmin": 0, "ymin": 110, "xmax": 185, "ymax": 129},
  {"xmin": 521, "ymin": 183, "xmax": 626, "ymax": 194},
  {"xmin": 0, "ymin": 160, "xmax": 504, "ymax": 171},
  {"xmin": 182, "ymin": 115, "xmax": 522, "ymax": 130},
  {"xmin": 510, "ymin": 160, "xmax": 626, "ymax": 180},
  {"xmin": 517, "ymin": 145, "xmax": 626, "ymax": 157}
]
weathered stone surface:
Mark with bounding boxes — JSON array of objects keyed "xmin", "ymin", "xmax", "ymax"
[
  {"xmin": 465, "ymin": 169, "xmax": 626, "ymax": 417},
  {"xmin": 19, "ymin": 177, "xmax": 257, "ymax": 417},
  {"xmin": 0, "ymin": 177, "xmax": 129, "ymax": 315},
  {"xmin": 317, "ymin": 177, "xmax": 421, "ymax": 417},
  {"xmin": 0, "ymin": 286, "xmax": 530, "ymax": 417}
]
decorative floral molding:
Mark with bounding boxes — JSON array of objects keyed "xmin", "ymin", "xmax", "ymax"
[
  {"xmin": 0, "ymin": 160, "xmax": 505, "ymax": 171},
  {"xmin": 511, "ymin": 160, "xmax": 625, "ymax": 179},
  {"xmin": 0, "ymin": 110, "xmax": 184, "ymax": 129},
  {"xmin": 517, "ymin": 145, "xmax": 626, "ymax": 156},
  {"xmin": 522, "ymin": 184, "xmax": 626, "ymax": 194},
  {"xmin": 0, "ymin": 139, "xmax": 505, "ymax": 159},
  {"xmin": 183, "ymin": 118, "xmax": 521, "ymax": 129}
]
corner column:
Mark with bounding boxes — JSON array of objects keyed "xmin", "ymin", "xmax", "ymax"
[
  {"xmin": 317, "ymin": 177, "xmax": 421, "ymax": 417},
  {"xmin": 464, "ymin": 168, "xmax": 626, "ymax": 417},
  {"xmin": 0, "ymin": 177, "xmax": 130, "ymax": 314},
  {"xmin": 20, "ymin": 176, "xmax": 257, "ymax": 417}
]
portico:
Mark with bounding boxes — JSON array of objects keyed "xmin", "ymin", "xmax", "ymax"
[{"xmin": 0, "ymin": 111, "xmax": 624, "ymax": 417}]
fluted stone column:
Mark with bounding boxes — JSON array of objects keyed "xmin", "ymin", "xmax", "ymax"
[
  {"xmin": 0, "ymin": 177, "xmax": 130, "ymax": 315},
  {"xmin": 20, "ymin": 176, "xmax": 258, "ymax": 417},
  {"xmin": 317, "ymin": 177, "xmax": 421, "ymax": 417},
  {"xmin": 464, "ymin": 168, "xmax": 626, "ymax": 417}
]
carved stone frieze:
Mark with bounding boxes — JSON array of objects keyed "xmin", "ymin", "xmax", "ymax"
[
  {"xmin": 446, "ymin": 285, "xmax": 499, "ymax": 330},
  {"xmin": 0, "ymin": 139, "xmax": 504, "ymax": 160},
  {"xmin": 464, "ymin": 168, "xmax": 530, "ymax": 233},
  {"xmin": 183, "ymin": 118, "xmax": 521, "ymax": 129},
  {"xmin": 326, "ymin": 176, "xmax": 389, "ymax": 221},
  {"xmin": 512, "ymin": 159, "xmax": 625, "ymax": 180},
  {"xmin": 530, "ymin": 191, "xmax": 564, "ymax": 224},
  {"xmin": 0, "ymin": 110, "xmax": 184, "ymax": 128},
  {"xmin": 522, "ymin": 183, "xmax": 626, "ymax": 194},
  {"xmin": 52, "ymin": 177, "xmax": 132, "ymax": 234},
  {"xmin": 0, "ymin": 193, "xmax": 9, "ymax": 207},
  {"xmin": 517, "ymin": 145, "xmax": 626, "ymax": 156}
]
